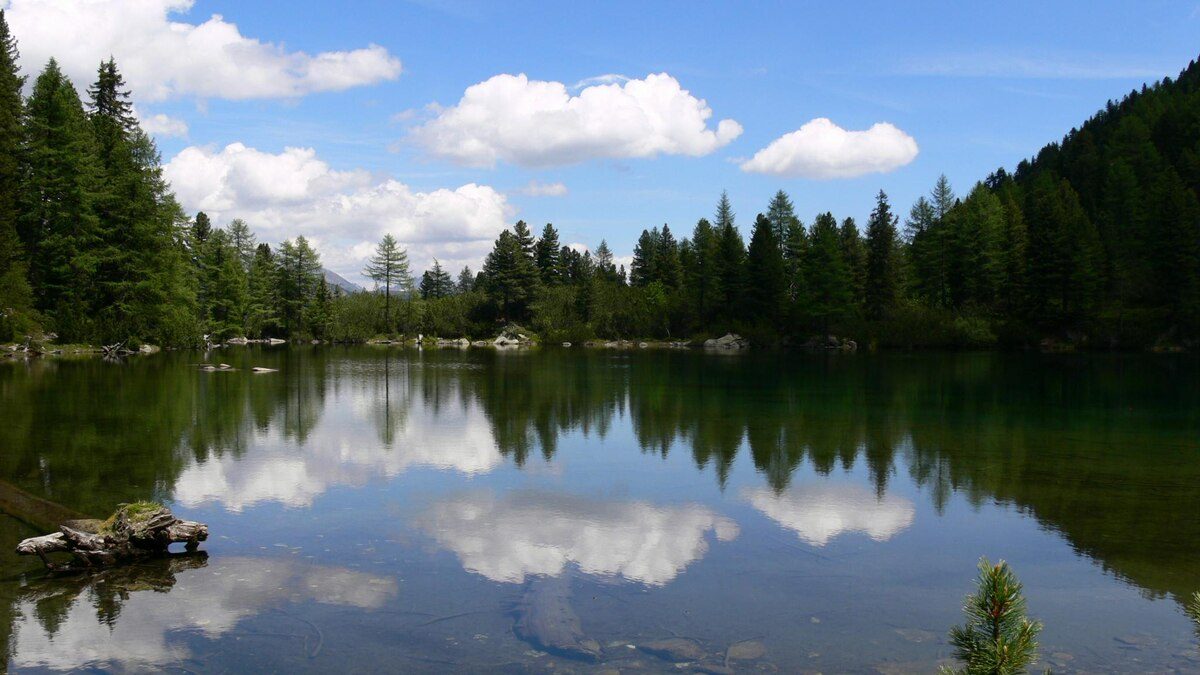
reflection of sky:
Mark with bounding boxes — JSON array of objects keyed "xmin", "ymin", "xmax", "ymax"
[
  {"xmin": 174, "ymin": 387, "xmax": 501, "ymax": 511},
  {"xmin": 743, "ymin": 482, "xmax": 915, "ymax": 547},
  {"xmin": 10, "ymin": 558, "xmax": 397, "ymax": 671},
  {"xmin": 415, "ymin": 490, "xmax": 739, "ymax": 585}
]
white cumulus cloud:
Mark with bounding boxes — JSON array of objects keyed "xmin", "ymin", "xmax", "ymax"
[
  {"xmin": 517, "ymin": 180, "xmax": 568, "ymax": 197},
  {"xmin": 3, "ymin": 0, "xmax": 402, "ymax": 101},
  {"xmin": 163, "ymin": 142, "xmax": 513, "ymax": 280},
  {"xmin": 411, "ymin": 72, "xmax": 742, "ymax": 168},
  {"xmin": 740, "ymin": 118, "xmax": 918, "ymax": 179},
  {"xmin": 133, "ymin": 106, "xmax": 189, "ymax": 137}
]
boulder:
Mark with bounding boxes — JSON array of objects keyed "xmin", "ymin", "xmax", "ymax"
[{"xmin": 705, "ymin": 333, "xmax": 748, "ymax": 350}]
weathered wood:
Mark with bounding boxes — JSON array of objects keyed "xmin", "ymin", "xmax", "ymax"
[
  {"xmin": 513, "ymin": 576, "xmax": 601, "ymax": 661},
  {"xmin": 15, "ymin": 502, "xmax": 208, "ymax": 572}
]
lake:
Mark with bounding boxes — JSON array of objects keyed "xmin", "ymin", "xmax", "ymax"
[{"xmin": 1, "ymin": 347, "xmax": 1199, "ymax": 673}]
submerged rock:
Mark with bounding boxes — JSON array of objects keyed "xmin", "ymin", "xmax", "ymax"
[
  {"xmin": 639, "ymin": 637, "xmax": 705, "ymax": 662},
  {"xmin": 513, "ymin": 577, "xmax": 601, "ymax": 661},
  {"xmin": 725, "ymin": 639, "xmax": 766, "ymax": 661}
]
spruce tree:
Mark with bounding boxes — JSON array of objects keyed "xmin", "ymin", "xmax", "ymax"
[
  {"xmin": 685, "ymin": 218, "xmax": 722, "ymax": 324},
  {"xmin": 745, "ymin": 213, "xmax": 786, "ymax": 324},
  {"xmin": 419, "ymin": 259, "xmax": 453, "ymax": 299},
  {"xmin": 714, "ymin": 192, "xmax": 745, "ymax": 322},
  {"xmin": 865, "ymin": 190, "xmax": 901, "ymax": 320},
  {"xmin": 656, "ymin": 224, "xmax": 682, "ymax": 289},
  {"xmin": 0, "ymin": 10, "xmax": 34, "ymax": 338},
  {"xmin": 278, "ymin": 236, "xmax": 322, "ymax": 337},
  {"xmin": 483, "ymin": 229, "xmax": 536, "ymax": 320},
  {"xmin": 534, "ymin": 223, "xmax": 563, "ymax": 286},
  {"xmin": 457, "ymin": 265, "xmax": 475, "ymax": 294},
  {"xmin": 19, "ymin": 59, "xmax": 103, "ymax": 339},
  {"xmin": 803, "ymin": 212, "xmax": 852, "ymax": 334},
  {"xmin": 630, "ymin": 228, "xmax": 659, "ymax": 287},
  {"xmin": 839, "ymin": 217, "xmax": 866, "ymax": 312},
  {"xmin": 783, "ymin": 216, "xmax": 808, "ymax": 303}
]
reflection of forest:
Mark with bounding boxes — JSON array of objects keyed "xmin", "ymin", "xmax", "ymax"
[{"xmin": 1, "ymin": 349, "xmax": 1198, "ymax": 605}]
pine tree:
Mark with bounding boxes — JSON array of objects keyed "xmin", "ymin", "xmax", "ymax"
[
  {"xmin": 656, "ymin": 224, "xmax": 682, "ymax": 289},
  {"xmin": 685, "ymin": 218, "xmax": 722, "ymax": 323},
  {"xmin": 714, "ymin": 192, "xmax": 745, "ymax": 322},
  {"xmin": 745, "ymin": 213, "xmax": 786, "ymax": 324},
  {"xmin": 1024, "ymin": 173, "xmax": 1101, "ymax": 324},
  {"xmin": 839, "ymin": 217, "xmax": 866, "ymax": 312},
  {"xmin": 457, "ymin": 265, "xmax": 475, "ymax": 294},
  {"xmin": 278, "ymin": 236, "xmax": 322, "ymax": 337},
  {"xmin": 0, "ymin": 10, "xmax": 34, "ymax": 338},
  {"xmin": 534, "ymin": 223, "xmax": 563, "ymax": 286},
  {"xmin": 227, "ymin": 219, "xmax": 256, "ymax": 271},
  {"xmin": 19, "ymin": 59, "xmax": 103, "ymax": 339},
  {"xmin": 483, "ymin": 229, "xmax": 537, "ymax": 320},
  {"xmin": 419, "ymin": 259, "xmax": 453, "ymax": 299},
  {"xmin": 783, "ymin": 216, "xmax": 808, "ymax": 303},
  {"xmin": 865, "ymin": 190, "xmax": 901, "ymax": 320},
  {"xmin": 942, "ymin": 558, "xmax": 1042, "ymax": 675},
  {"xmin": 201, "ymin": 228, "xmax": 247, "ymax": 338},
  {"xmin": 630, "ymin": 228, "xmax": 659, "ymax": 287},
  {"xmin": 803, "ymin": 212, "xmax": 852, "ymax": 334},
  {"xmin": 363, "ymin": 234, "xmax": 410, "ymax": 330},
  {"xmin": 247, "ymin": 243, "xmax": 281, "ymax": 337}
]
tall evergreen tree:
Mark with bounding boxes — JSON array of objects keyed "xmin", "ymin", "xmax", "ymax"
[
  {"xmin": 714, "ymin": 192, "xmax": 745, "ymax": 321},
  {"xmin": 745, "ymin": 213, "xmax": 787, "ymax": 324},
  {"xmin": 363, "ymin": 234, "xmax": 410, "ymax": 329},
  {"xmin": 656, "ymin": 224, "xmax": 682, "ymax": 289},
  {"xmin": 864, "ymin": 191, "xmax": 901, "ymax": 320},
  {"xmin": 246, "ymin": 243, "xmax": 280, "ymax": 337},
  {"xmin": 534, "ymin": 223, "xmax": 563, "ymax": 286},
  {"xmin": 278, "ymin": 236, "xmax": 322, "ymax": 337},
  {"xmin": 457, "ymin": 265, "xmax": 475, "ymax": 294},
  {"xmin": 839, "ymin": 217, "xmax": 866, "ymax": 312},
  {"xmin": 18, "ymin": 59, "xmax": 102, "ymax": 339},
  {"xmin": 765, "ymin": 189, "xmax": 799, "ymax": 250},
  {"xmin": 483, "ymin": 228, "xmax": 537, "ymax": 320},
  {"xmin": 630, "ymin": 228, "xmax": 659, "ymax": 287},
  {"xmin": 0, "ymin": 10, "xmax": 33, "ymax": 338},
  {"xmin": 803, "ymin": 212, "xmax": 852, "ymax": 333},
  {"xmin": 419, "ymin": 259, "xmax": 453, "ymax": 299}
]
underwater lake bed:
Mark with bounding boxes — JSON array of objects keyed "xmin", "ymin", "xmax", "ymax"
[{"xmin": 1, "ymin": 348, "xmax": 1199, "ymax": 673}]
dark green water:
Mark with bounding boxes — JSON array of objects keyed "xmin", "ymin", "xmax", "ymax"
[{"xmin": 1, "ymin": 348, "xmax": 1199, "ymax": 673}]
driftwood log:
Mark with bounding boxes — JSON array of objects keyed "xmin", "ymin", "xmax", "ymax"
[{"xmin": 15, "ymin": 502, "xmax": 208, "ymax": 572}]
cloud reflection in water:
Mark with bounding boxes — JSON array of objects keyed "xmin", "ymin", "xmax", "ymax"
[
  {"xmin": 744, "ymin": 482, "xmax": 915, "ymax": 547},
  {"xmin": 416, "ymin": 490, "xmax": 739, "ymax": 585}
]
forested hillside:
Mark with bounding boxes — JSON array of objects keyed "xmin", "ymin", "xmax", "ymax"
[{"xmin": 0, "ymin": 4, "xmax": 1196, "ymax": 349}]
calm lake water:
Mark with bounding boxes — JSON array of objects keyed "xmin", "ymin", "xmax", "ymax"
[{"xmin": 1, "ymin": 348, "xmax": 1199, "ymax": 673}]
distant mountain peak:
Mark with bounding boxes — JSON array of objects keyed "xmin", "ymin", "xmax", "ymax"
[{"xmin": 322, "ymin": 268, "xmax": 363, "ymax": 293}]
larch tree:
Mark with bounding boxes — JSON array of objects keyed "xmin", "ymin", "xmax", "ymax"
[{"xmin": 363, "ymin": 233, "xmax": 411, "ymax": 330}]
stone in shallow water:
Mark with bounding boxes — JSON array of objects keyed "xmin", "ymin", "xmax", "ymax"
[
  {"xmin": 894, "ymin": 627, "xmax": 939, "ymax": 643},
  {"xmin": 725, "ymin": 639, "xmax": 766, "ymax": 661},
  {"xmin": 639, "ymin": 637, "xmax": 705, "ymax": 662}
]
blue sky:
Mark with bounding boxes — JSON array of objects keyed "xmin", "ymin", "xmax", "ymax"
[{"xmin": 5, "ymin": 0, "xmax": 1200, "ymax": 282}]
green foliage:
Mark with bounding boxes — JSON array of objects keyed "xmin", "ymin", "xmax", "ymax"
[{"xmin": 942, "ymin": 558, "xmax": 1042, "ymax": 675}]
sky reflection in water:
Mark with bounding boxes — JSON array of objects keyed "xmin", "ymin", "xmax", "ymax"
[{"xmin": 1, "ymin": 348, "xmax": 1198, "ymax": 673}]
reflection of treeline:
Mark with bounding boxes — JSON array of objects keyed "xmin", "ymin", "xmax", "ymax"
[
  {"xmin": 0, "ymin": 349, "xmax": 331, "ymax": 515},
  {"xmin": 2, "ymin": 350, "xmax": 1197, "ymax": 604}
]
